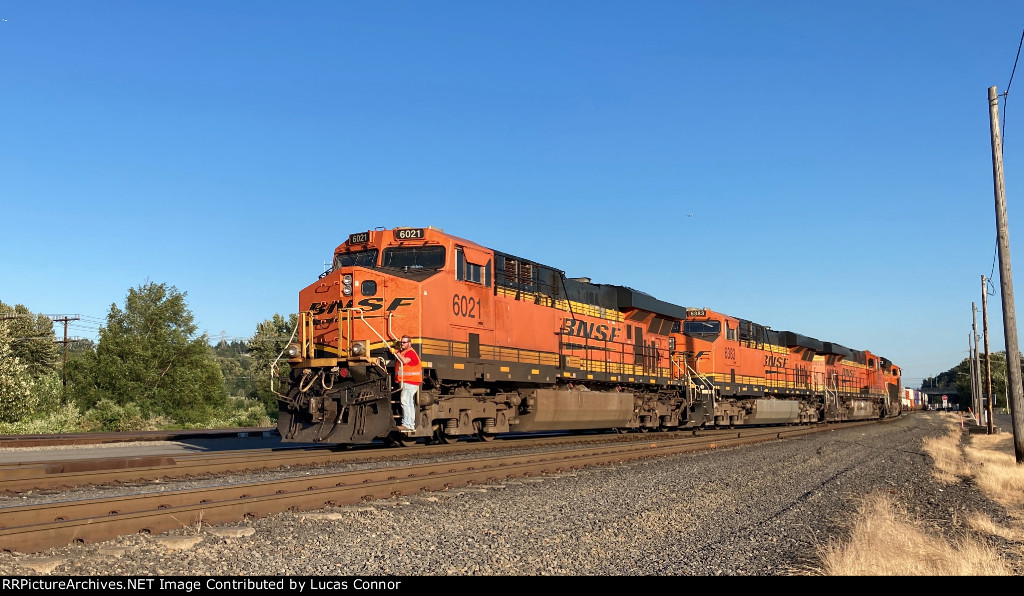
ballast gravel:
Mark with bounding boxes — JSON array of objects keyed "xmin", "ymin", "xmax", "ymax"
[{"xmin": 0, "ymin": 412, "xmax": 1019, "ymax": 576}]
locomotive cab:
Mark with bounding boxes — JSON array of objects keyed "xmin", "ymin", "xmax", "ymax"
[{"xmin": 276, "ymin": 227, "xmax": 447, "ymax": 444}]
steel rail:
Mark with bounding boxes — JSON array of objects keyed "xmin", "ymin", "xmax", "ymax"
[
  {"xmin": 0, "ymin": 419, "xmax": 886, "ymax": 553},
  {"xmin": 0, "ymin": 428, "xmax": 276, "ymax": 448},
  {"xmin": 0, "ymin": 423, "xmax": 854, "ymax": 493}
]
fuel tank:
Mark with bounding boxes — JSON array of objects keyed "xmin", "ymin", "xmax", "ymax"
[
  {"xmin": 512, "ymin": 388, "xmax": 635, "ymax": 432},
  {"xmin": 745, "ymin": 399, "xmax": 801, "ymax": 424}
]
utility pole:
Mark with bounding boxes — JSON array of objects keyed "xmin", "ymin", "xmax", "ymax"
[
  {"xmin": 1, "ymin": 312, "xmax": 81, "ymax": 388},
  {"xmin": 46, "ymin": 314, "xmax": 80, "ymax": 388},
  {"xmin": 968, "ymin": 328, "xmax": 978, "ymax": 416},
  {"xmin": 988, "ymin": 85, "xmax": 1024, "ymax": 463},
  {"xmin": 983, "ymin": 275, "xmax": 995, "ymax": 433},
  {"xmin": 973, "ymin": 303, "xmax": 983, "ymax": 420}
]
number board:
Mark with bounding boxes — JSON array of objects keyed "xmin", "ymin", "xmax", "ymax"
[
  {"xmin": 686, "ymin": 309, "xmax": 707, "ymax": 317},
  {"xmin": 394, "ymin": 228, "xmax": 425, "ymax": 240},
  {"xmin": 349, "ymin": 232, "xmax": 370, "ymax": 244}
]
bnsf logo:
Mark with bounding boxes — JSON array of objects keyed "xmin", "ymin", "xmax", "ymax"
[
  {"xmin": 308, "ymin": 297, "xmax": 415, "ymax": 315},
  {"xmin": 561, "ymin": 318, "xmax": 620, "ymax": 342}
]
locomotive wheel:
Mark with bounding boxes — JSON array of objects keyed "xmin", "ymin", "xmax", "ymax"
[
  {"xmin": 432, "ymin": 425, "xmax": 454, "ymax": 445},
  {"xmin": 387, "ymin": 431, "xmax": 415, "ymax": 447},
  {"xmin": 474, "ymin": 420, "xmax": 495, "ymax": 442}
]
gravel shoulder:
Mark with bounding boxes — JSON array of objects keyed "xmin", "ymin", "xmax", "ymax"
[{"xmin": 0, "ymin": 412, "xmax": 1015, "ymax": 576}]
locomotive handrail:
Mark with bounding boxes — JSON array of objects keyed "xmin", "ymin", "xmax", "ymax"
[
  {"xmin": 348, "ymin": 308, "xmax": 397, "ymax": 380},
  {"xmin": 670, "ymin": 353, "xmax": 687, "ymax": 383},
  {"xmin": 269, "ymin": 318, "xmax": 302, "ymax": 398},
  {"xmin": 678, "ymin": 356, "xmax": 715, "ymax": 401},
  {"xmin": 300, "ymin": 311, "xmax": 314, "ymax": 359},
  {"xmin": 386, "ymin": 312, "xmax": 397, "ymax": 344},
  {"xmin": 349, "ymin": 308, "xmax": 390, "ymax": 349},
  {"xmin": 384, "ymin": 311, "xmax": 401, "ymax": 390},
  {"xmin": 682, "ymin": 360, "xmax": 717, "ymax": 410},
  {"xmin": 824, "ymin": 377, "xmax": 839, "ymax": 411},
  {"xmin": 685, "ymin": 361, "xmax": 715, "ymax": 390}
]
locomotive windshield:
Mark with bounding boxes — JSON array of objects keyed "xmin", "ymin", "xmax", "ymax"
[
  {"xmin": 683, "ymin": 320, "xmax": 721, "ymax": 340},
  {"xmin": 334, "ymin": 249, "xmax": 379, "ymax": 269},
  {"xmin": 382, "ymin": 246, "xmax": 446, "ymax": 270}
]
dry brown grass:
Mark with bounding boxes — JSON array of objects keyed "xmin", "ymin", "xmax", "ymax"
[
  {"xmin": 815, "ymin": 411, "xmax": 1024, "ymax": 576},
  {"xmin": 922, "ymin": 417, "xmax": 973, "ymax": 483},
  {"xmin": 963, "ymin": 431, "xmax": 1024, "ymax": 510},
  {"xmin": 816, "ymin": 491, "xmax": 1013, "ymax": 575},
  {"xmin": 968, "ymin": 511, "xmax": 1024, "ymax": 542}
]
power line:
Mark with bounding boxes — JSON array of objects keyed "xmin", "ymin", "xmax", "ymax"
[
  {"xmin": 1001, "ymin": 27, "xmax": 1024, "ymax": 145},
  {"xmin": 6, "ymin": 336, "xmax": 56, "ymax": 342}
]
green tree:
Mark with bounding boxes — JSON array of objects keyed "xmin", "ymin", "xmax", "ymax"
[
  {"xmin": 0, "ymin": 301, "xmax": 59, "ymax": 382},
  {"xmin": 985, "ymin": 353, "xmax": 1011, "ymax": 410},
  {"xmin": 925, "ymin": 351, "xmax": 1016, "ymax": 412},
  {"xmin": 247, "ymin": 313, "xmax": 297, "ymax": 418},
  {"xmin": 0, "ymin": 324, "xmax": 36, "ymax": 423},
  {"xmin": 212, "ymin": 339, "xmax": 250, "ymax": 398},
  {"xmin": 69, "ymin": 282, "xmax": 227, "ymax": 425},
  {"xmin": 951, "ymin": 360, "xmax": 973, "ymax": 410}
]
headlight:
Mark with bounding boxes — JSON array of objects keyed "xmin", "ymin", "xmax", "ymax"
[
  {"xmin": 351, "ymin": 341, "xmax": 366, "ymax": 356},
  {"xmin": 284, "ymin": 344, "xmax": 300, "ymax": 359},
  {"xmin": 342, "ymin": 274, "xmax": 353, "ymax": 296}
]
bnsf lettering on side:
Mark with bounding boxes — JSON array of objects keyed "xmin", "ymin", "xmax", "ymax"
[{"xmin": 394, "ymin": 228, "xmax": 425, "ymax": 240}]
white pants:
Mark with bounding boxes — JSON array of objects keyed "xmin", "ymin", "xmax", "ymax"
[{"xmin": 400, "ymin": 383, "xmax": 419, "ymax": 429}]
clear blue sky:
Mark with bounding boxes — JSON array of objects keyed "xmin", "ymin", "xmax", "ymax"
[{"xmin": 2, "ymin": 1, "xmax": 1022, "ymax": 389}]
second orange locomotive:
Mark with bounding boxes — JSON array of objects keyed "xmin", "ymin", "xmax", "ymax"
[{"xmin": 275, "ymin": 226, "xmax": 902, "ymax": 445}]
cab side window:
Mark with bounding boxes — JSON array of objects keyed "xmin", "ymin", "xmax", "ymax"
[{"xmin": 456, "ymin": 248, "xmax": 491, "ymax": 286}]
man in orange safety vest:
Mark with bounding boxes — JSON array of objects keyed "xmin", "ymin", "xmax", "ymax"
[{"xmin": 394, "ymin": 335, "xmax": 421, "ymax": 432}]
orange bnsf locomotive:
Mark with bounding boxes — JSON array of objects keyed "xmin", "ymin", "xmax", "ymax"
[{"xmin": 274, "ymin": 226, "xmax": 902, "ymax": 445}]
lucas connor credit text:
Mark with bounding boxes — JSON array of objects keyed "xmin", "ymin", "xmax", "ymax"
[{"xmin": 2, "ymin": 578, "xmax": 404, "ymax": 592}]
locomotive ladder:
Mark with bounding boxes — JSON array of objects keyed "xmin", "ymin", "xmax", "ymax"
[
  {"xmin": 823, "ymin": 377, "xmax": 839, "ymax": 418},
  {"xmin": 673, "ymin": 354, "xmax": 716, "ymax": 407}
]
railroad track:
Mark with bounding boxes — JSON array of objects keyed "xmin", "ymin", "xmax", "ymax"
[
  {"xmin": 0, "ymin": 428, "xmax": 276, "ymax": 448},
  {"xmin": 0, "ymin": 446, "xmax": 344, "ymax": 494},
  {"xmin": 0, "ymin": 420, "xmax": 887, "ymax": 553},
  {"xmin": 0, "ymin": 423, "xmax": 855, "ymax": 493}
]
